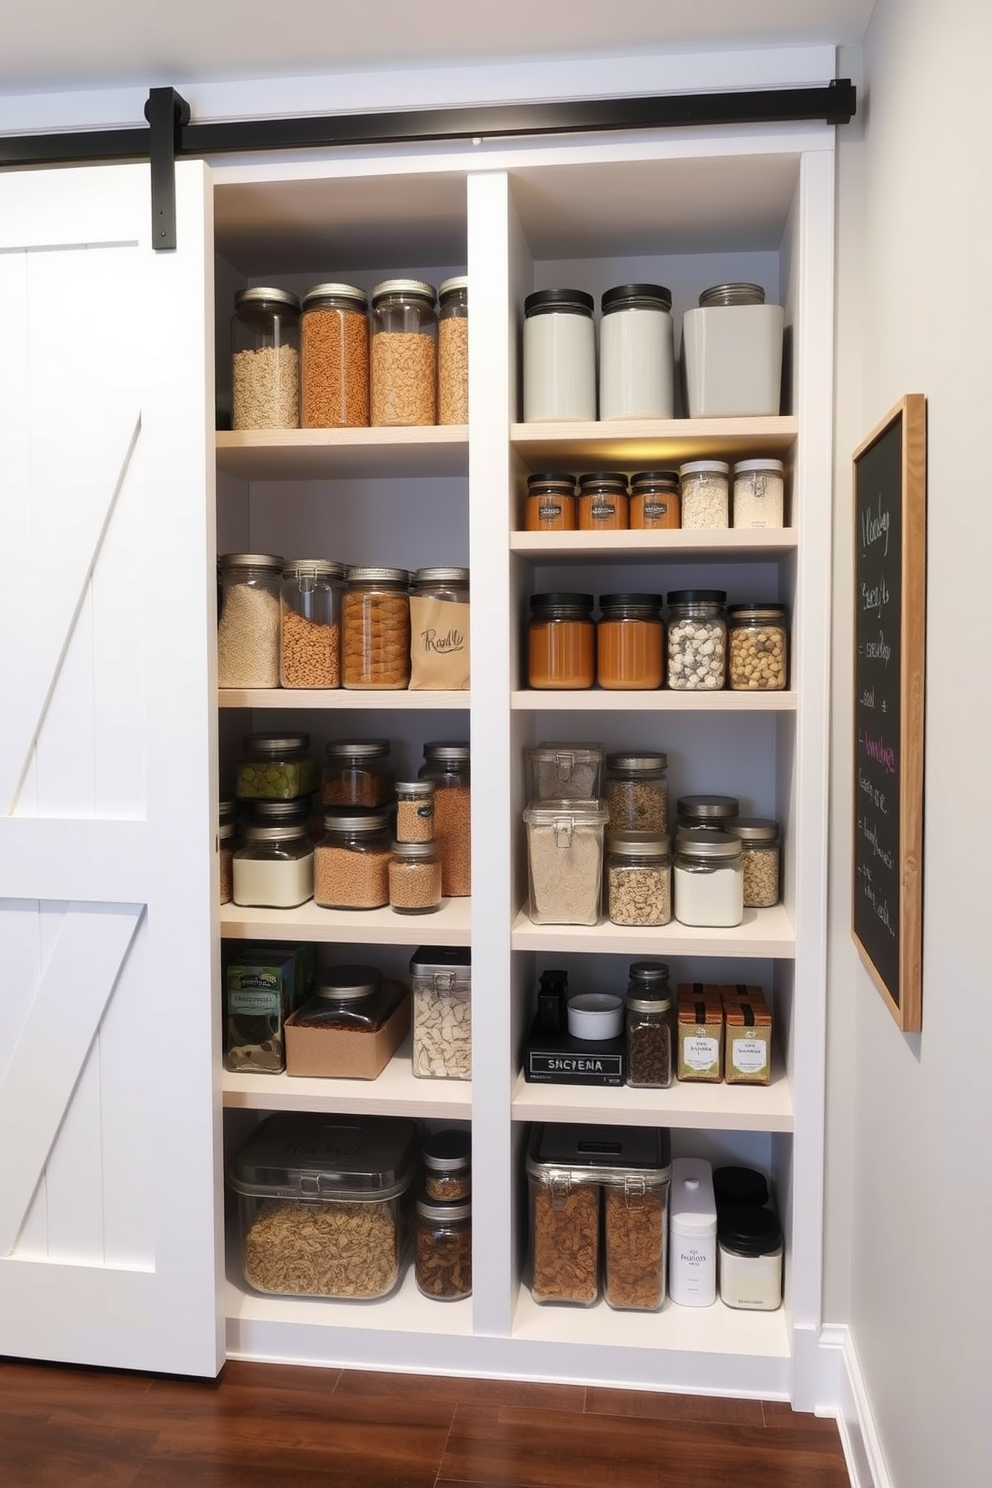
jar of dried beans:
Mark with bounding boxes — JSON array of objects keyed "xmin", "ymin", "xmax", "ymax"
[
  {"xmin": 524, "ymin": 473, "xmax": 577, "ymax": 532},
  {"xmin": 410, "ymin": 946, "xmax": 472, "ymax": 1080},
  {"xmin": 322, "ymin": 739, "xmax": 395, "ymax": 809},
  {"xmin": 313, "ymin": 811, "xmax": 392, "ymax": 910},
  {"xmin": 419, "ymin": 743, "xmax": 471, "ymax": 897},
  {"xmin": 605, "ymin": 752, "xmax": 668, "ymax": 834},
  {"xmin": 606, "ymin": 832, "xmax": 672, "ymax": 927},
  {"xmin": 625, "ymin": 962, "xmax": 674, "ymax": 1090},
  {"xmin": 370, "ymin": 279, "xmax": 437, "ymax": 426},
  {"xmin": 679, "ymin": 460, "xmax": 730, "ymax": 530},
  {"xmin": 217, "ymin": 553, "xmax": 284, "ymax": 689},
  {"xmin": 728, "ymin": 817, "xmax": 781, "ymax": 907},
  {"xmin": 280, "ymin": 559, "xmax": 343, "ymax": 689},
  {"xmin": 389, "ymin": 840, "xmax": 443, "ymax": 915},
  {"xmin": 629, "ymin": 470, "xmax": 680, "ymax": 531},
  {"xmin": 577, "ymin": 472, "xmax": 629, "ymax": 531},
  {"xmin": 231, "ymin": 287, "xmax": 300, "ymax": 430},
  {"xmin": 666, "ymin": 589, "xmax": 727, "ymax": 691},
  {"xmin": 395, "ymin": 780, "xmax": 435, "ymax": 842},
  {"xmin": 596, "ymin": 592, "xmax": 665, "ymax": 689},
  {"xmin": 300, "ymin": 282, "xmax": 369, "ymax": 428},
  {"xmin": 437, "ymin": 276, "xmax": 468, "ymax": 425},
  {"xmin": 727, "ymin": 603, "xmax": 788, "ymax": 691},
  {"xmin": 342, "ymin": 567, "xmax": 411, "ymax": 690},
  {"xmin": 527, "ymin": 592, "xmax": 595, "ymax": 689},
  {"xmin": 415, "ymin": 1195, "xmax": 472, "ymax": 1301},
  {"xmin": 423, "ymin": 1128, "xmax": 471, "ymax": 1200}
]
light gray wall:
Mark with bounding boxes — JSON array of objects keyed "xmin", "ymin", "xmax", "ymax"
[{"xmin": 830, "ymin": 2, "xmax": 992, "ymax": 1484}]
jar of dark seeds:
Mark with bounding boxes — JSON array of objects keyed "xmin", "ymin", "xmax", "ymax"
[
  {"xmin": 625, "ymin": 961, "xmax": 674, "ymax": 1089},
  {"xmin": 605, "ymin": 751, "xmax": 668, "ymax": 833},
  {"xmin": 423, "ymin": 1128, "xmax": 471, "ymax": 1201}
]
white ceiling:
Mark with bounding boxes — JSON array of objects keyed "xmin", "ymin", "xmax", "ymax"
[{"xmin": 1, "ymin": 1, "xmax": 874, "ymax": 96}]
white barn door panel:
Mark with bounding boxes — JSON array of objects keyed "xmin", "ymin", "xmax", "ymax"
[{"xmin": 0, "ymin": 163, "xmax": 222, "ymax": 1375}]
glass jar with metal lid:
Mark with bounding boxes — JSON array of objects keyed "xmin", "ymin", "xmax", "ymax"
[
  {"xmin": 419, "ymin": 742, "xmax": 471, "ymax": 897},
  {"xmin": 673, "ymin": 830, "xmax": 744, "ymax": 928},
  {"xmin": 727, "ymin": 603, "xmax": 788, "ymax": 691},
  {"xmin": 625, "ymin": 961, "xmax": 674, "ymax": 1089},
  {"xmin": 524, "ymin": 472, "xmax": 577, "ymax": 532},
  {"xmin": 342, "ymin": 567, "xmax": 411, "ymax": 690},
  {"xmin": 728, "ymin": 817, "xmax": 781, "ymax": 908},
  {"xmin": 522, "ymin": 798, "xmax": 609, "ymax": 926},
  {"xmin": 236, "ymin": 732, "xmax": 317, "ymax": 800},
  {"xmin": 300, "ymin": 282, "xmax": 369, "ymax": 429},
  {"xmin": 370, "ymin": 279, "xmax": 437, "ymax": 426},
  {"xmin": 423, "ymin": 1128, "xmax": 471, "ymax": 1200},
  {"xmin": 528, "ymin": 742, "xmax": 604, "ymax": 802},
  {"xmin": 395, "ymin": 780, "xmax": 435, "ymax": 842},
  {"xmin": 676, "ymin": 794, "xmax": 739, "ymax": 835},
  {"xmin": 598, "ymin": 282, "xmax": 674, "ymax": 420},
  {"xmin": 410, "ymin": 945, "xmax": 472, "ymax": 1080},
  {"xmin": 522, "ymin": 288, "xmax": 596, "ymax": 422},
  {"xmin": 314, "ymin": 810, "xmax": 392, "ymax": 910},
  {"xmin": 605, "ymin": 752, "xmax": 668, "ymax": 833},
  {"xmin": 597, "ymin": 593, "xmax": 664, "ymax": 689},
  {"xmin": 666, "ymin": 590, "xmax": 727, "ymax": 690},
  {"xmin": 437, "ymin": 276, "xmax": 468, "ymax": 425},
  {"xmin": 527, "ymin": 592, "xmax": 595, "ymax": 689},
  {"xmin": 232, "ymin": 819, "xmax": 314, "ymax": 909},
  {"xmin": 217, "ymin": 553, "xmax": 284, "ymax": 689},
  {"xmin": 630, "ymin": 470, "xmax": 680, "ymax": 531},
  {"xmin": 577, "ymin": 472, "xmax": 629, "ymax": 531},
  {"xmin": 409, "ymin": 567, "xmax": 470, "ymax": 691},
  {"xmin": 231, "ymin": 287, "xmax": 300, "ymax": 430},
  {"xmin": 733, "ymin": 458, "xmax": 785, "ymax": 529},
  {"xmin": 679, "ymin": 460, "xmax": 730, "ymax": 530},
  {"xmin": 389, "ymin": 840, "xmax": 443, "ymax": 915},
  {"xmin": 295, "ymin": 964, "xmax": 405, "ymax": 1030},
  {"xmin": 218, "ymin": 801, "xmax": 241, "ymax": 906},
  {"xmin": 322, "ymin": 738, "xmax": 395, "ymax": 808},
  {"xmin": 415, "ymin": 1193, "xmax": 472, "ymax": 1300},
  {"xmin": 280, "ymin": 558, "xmax": 344, "ymax": 689},
  {"xmin": 606, "ymin": 832, "xmax": 672, "ymax": 927}
]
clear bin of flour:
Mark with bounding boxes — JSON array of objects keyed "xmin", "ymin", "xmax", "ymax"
[{"xmin": 523, "ymin": 799, "xmax": 609, "ymax": 926}]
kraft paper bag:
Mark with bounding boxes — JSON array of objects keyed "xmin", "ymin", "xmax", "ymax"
[{"xmin": 408, "ymin": 597, "xmax": 470, "ymax": 690}]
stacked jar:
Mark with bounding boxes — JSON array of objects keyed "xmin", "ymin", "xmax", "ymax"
[
  {"xmin": 419, "ymin": 742, "xmax": 471, "ymax": 897},
  {"xmin": 232, "ymin": 733, "xmax": 318, "ymax": 908},
  {"xmin": 437, "ymin": 277, "xmax": 469, "ymax": 425},
  {"xmin": 416, "ymin": 1128, "xmax": 472, "ymax": 1301},
  {"xmin": 625, "ymin": 962, "xmax": 674, "ymax": 1089},
  {"xmin": 218, "ymin": 800, "xmax": 240, "ymax": 906}
]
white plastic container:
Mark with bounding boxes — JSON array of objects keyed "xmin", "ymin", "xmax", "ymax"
[
  {"xmin": 682, "ymin": 284, "xmax": 784, "ymax": 418},
  {"xmin": 669, "ymin": 1157, "xmax": 717, "ymax": 1307},
  {"xmin": 598, "ymin": 283, "xmax": 674, "ymax": 419},
  {"xmin": 718, "ymin": 1204, "xmax": 783, "ymax": 1311},
  {"xmin": 523, "ymin": 289, "xmax": 596, "ymax": 422}
]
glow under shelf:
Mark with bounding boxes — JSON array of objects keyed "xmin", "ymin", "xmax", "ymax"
[{"xmin": 220, "ymin": 897, "xmax": 471, "ymax": 946}]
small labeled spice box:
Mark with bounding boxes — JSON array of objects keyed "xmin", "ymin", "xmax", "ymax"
[
  {"xmin": 720, "ymin": 984, "xmax": 772, "ymax": 1085},
  {"xmin": 677, "ymin": 983, "xmax": 725, "ymax": 1082}
]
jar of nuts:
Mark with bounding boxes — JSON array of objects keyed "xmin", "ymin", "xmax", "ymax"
[
  {"xmin": 606, "ymin": 832, "xmax": 672, "ymax": 927},
  {"xmin": 300, "ymin": 283, "xmax": 369, "ymax": 428},
  {"xmin": 423, "ymin": 1128, "xmax": 471, "ymax": 1200},
  {"xmin": 342, "ymin": 567, "xmax": 411, "ymax": 690},
  {"xmin": 314, "ymin": 810, "xmax": 392, "ymax": 910},
  {"xmin": 370, "ymin": 279, "xmax": 437, "ymax": 426},
  {"xmin": 605, "ymin": 752, "xmax": 668, "ymax": 834},
  {"xmin": 280, "ymin": 559, "xmax": 344, "ymax": 689},
  {"xmin": 666, "ymin": 590, "xmax": 727, "ymax": 691},
  {"xmin": 728, "ymin": 817, "xmax": 781, "ymax": 907},
  {"xmin": 727, "ymin": 603, "xmax": 788, "ymax": 691}
]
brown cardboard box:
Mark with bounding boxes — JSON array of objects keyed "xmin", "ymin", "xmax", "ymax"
[
  {"xmin": 720, "ymin": 984, "xmax": 772, "ymax": 1085},
  {"xmin": 676, "ymin": 982, "xmax": 724, "ymax": 1082},
  {"xmin": 284, "ymin": 993, "xmax": 409, "ymax": 1080}
]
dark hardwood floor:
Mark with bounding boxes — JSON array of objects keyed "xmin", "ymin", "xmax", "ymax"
[{"xmin": 0, "ymin": 1356, "xmax": 850, "ymax": 1487}]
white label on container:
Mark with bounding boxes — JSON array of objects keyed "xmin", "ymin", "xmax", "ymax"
[
  {"xmin": 684, "ymin": 1035, "xmax": 719, "ymax": 1071},
  {"xmin": 732, "ymin": 1037, "xmax": 768, "ymax": 1074}
]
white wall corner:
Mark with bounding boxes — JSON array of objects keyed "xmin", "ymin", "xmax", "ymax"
[{"xmin": 819, "ymin": 1323, "xmax": 894, "ymax": 1488}]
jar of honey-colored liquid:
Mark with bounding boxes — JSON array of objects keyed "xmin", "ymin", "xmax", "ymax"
[
  {"xmin": 527, "ymin": 593, "xmax": 595, "ymax": 689},
  {"xmin": 596, "ymin": 593, "xmax": 664, "ymax": 690}
]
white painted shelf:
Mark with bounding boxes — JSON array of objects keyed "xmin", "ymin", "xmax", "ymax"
[
  {"xmin": 510, "ymin": 529, "xmax": 797, "ymax": 560},
  {"xmin": 512, "ymin": 689, "xmax": 797, "ymax": 712},
  {"xmin": 223, "ymin": 1039, "xmax": 472, "ymax": 1117},
  {"xmin": 511, "ymin": 905, "xmax": 795, "ymax": 958},
  {"xmin": 216, "ymin": 425, "xmax": 469, "ymax": 481},
  {"xmin": 510, "ymin": 416, "xmax": 798, "ymax": 465},
  {"xmin": 219, "ymin": 689, "xmax": 470, "ymax": 710},
  {"xmin": 220, "ymin": 897, "xmax": 471, "ymax": 945}
]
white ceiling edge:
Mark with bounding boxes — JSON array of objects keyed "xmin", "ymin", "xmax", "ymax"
[{"xmin": 0, "ymin": 44, "xmax": 842, "ymax": 136}]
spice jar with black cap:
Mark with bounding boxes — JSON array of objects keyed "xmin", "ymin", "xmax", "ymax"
[
  {"xmin": 625, "ymin": 961, "xmax": 674, "ymax": 1089},
  {"xmin": 630, "ymin": 471, "xmax": 680, "ymax": 531},
  {"xmin": 599, "ymin": 282, "xmax": 674, "ymax": 419},
  {"xmin": 577, "ymin": 472, "xmax": 629, "ymax": 531},
  {"xmin": 524, "ymin": 473, "xmax": 577, "ymax": 532}
]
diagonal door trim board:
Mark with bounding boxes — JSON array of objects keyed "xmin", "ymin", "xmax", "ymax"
[{"xmin": 0, "ymin": 902, "xmax": 143, "ymax": 1257}]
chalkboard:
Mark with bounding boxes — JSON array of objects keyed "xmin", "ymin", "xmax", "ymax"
[{"xmin": 852, "ymin": 395, "xmax": 926, "ymax": 1031}]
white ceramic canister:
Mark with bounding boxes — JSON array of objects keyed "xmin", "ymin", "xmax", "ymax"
[
  {"xmin": 598, "ymin": 282, "xmax": 674, "ymax": 419},
  {"xmin": 718, "ymin": 1204, "xmax": 783, "ymax": 1310},
  {"xmin": 523, "ymin": 289, "xmax": 596, "ymax": 422},
  {"xmin": 669, "ymin": 1157, "xmax": 717, "ymax": 1307},
  {"xmin": 681, "ymin": 283, "xmax": 785, "ymax": 418}
]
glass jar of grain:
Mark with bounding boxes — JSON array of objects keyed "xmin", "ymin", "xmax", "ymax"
[
  {"xmin": 419, "ymin": 743, "xmax": 471, "ymax": 897},
  {"xmin": 389, "ymin": 840, "xmax": 443, "ymax": 915},
  {"xmin": 313, "ymin": 811, "xmax": 392, "ymax": 910},
  {"xmin": 395, "ymin": 780, "xmax": 435, "ymax": 842},
  {"xmin": 605, "ymin": 752, "xmax": 668, "ymax": 834},
  {"xmin": 300, "ymin": 282, "xmax": 369, "ymax": 428},
  {"xmin": 728, "ymin": 817, "xmax": 781, "ymax": 907},
  {"xmin": 231, "ymin": 288, "xmax": 300, "ymax": 430},
  {"xmin": 606, "ymin": 832, "xmax": 672, "ymax": 927},
  {"xmin": 217, "ymin": 553, "xmax": 284, "ymax": 690},
  {"xmin": 342, "ymin": 567, "xmax": 411, "ymax": 690},
  {"xmin": 280, "ymin": 559, "xmax": 344, "ymax": 689},
  {"xmin": 370, "ymin": 279, "xmax": 437, "ymax": 426},
  {"xmin": 437, "ymin": 276, "xmax": 468, "ymax": 425}
]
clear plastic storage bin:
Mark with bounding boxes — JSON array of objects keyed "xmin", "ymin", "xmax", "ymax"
[
  {"xmin": 523, "ymin": 798, "xmax": 609, "ymax": 926},
  {"xmin": 410, "ymin": 945, "xmax": 471, "ymax": 1080}
]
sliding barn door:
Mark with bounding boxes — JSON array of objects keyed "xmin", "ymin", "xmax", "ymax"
[{"xmin": 0, "ymin": 162, "xmax": 222, "ymax": 1375}]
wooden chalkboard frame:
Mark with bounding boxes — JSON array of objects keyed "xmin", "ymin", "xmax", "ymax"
[{"xmin": 852, "ymin": 394, "xmax": 926, "ymax": 1031}]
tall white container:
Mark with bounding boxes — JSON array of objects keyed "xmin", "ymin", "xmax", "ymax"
[
  {"xmin": 669, "ymin": 1156, "xmax": 717, "ymax": 1307},
  {"xmin": 682, "ymin": 283, "xmax": 784, "ymax": 418},
  {"xmin": 598, "ymin": 283, "xmax": 674, "ymax": 420},
  {"xmin": 523, "ymin": 288, "xmax": 596, "ymax": 422}
]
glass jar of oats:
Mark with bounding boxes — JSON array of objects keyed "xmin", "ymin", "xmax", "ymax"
[{"xmin": 370, "ymin": 279, "xmax": 437, "ymax": 426}]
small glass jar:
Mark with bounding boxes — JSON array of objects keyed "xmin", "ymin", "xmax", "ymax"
[
  {"xmin": 410, "ymin": 947, "xmax": 472, "ymax": 1080},
  {"xmin": 294, "ymin": 964, "xmax": 405, "ymax": 1030},
  {"xmin": 629, "ymin": 470, "xmax": 681, "ymax": 531},
  {"xmin": 522, "ymin": 288, "xmax": 596, "ymax": 422},
  {"xmin": 217, "ymin": 553, "xmax": 284, "ymax": 689},
  {"xmin": 300, "ymin": 282, "xmax": 369, "ymax": 428},
  {"xmin": 729, "ymin": 817, "xmax": 781, "ymax": 908},
  {"xmin": 666, "ymin": 589, "xmax": 727, "ymax": 691},
  {"xmin": 727, "ymin": 603, "xmax": 788, "ymax": 691},
  {"xmin": 423, "ymin": 1129, "xmax": 471, "ymax": 1200},
  {"xmin": 674, "ymin": 830, "xmax": 744, "ymax": 928},
  {"xmin": 415, "ymin": 1195, "xmax": 472, "ymax": 1301},
  {"xmin": 370, "ymin": 278, "xmax": 437, "ymax": 426},
  {"xmin": 596, "ymin": 593, "xmax": 664, "ymax": 690},
  {"xmin": 733, "ymin": 458, "xmax": 785, "ymax": 528},
  {"xmin": 625, "ymin": 961, "xmax": 674, "ymax": 1089},
  {"xmin": 322, "ymin": 739, "xmax": 395, "ymax": 808},
  {"xmin": 437, "ymin": 276, "xmax": 468, "ymax": 425},
  {"xmin": 419, "ymin": 742, "xmax": 471, "ymax": 897},
  {"xmin": 233, "ymin": 822, "xmax": 314, "ymax": 909},
  {"xmin": 231, "ymin": 287, "xmax": 300, "ymax": 430},
  {"xmin": 342, "ymin": 566, "xmax": 411, "ymax": 690},
  {"xmin": 676, "ymin": 794, "xmax": 740, "ymax": 836},
  {"xmin": 280, "ymin": 558, "xmax": 344, "ymax": 689},
  {"xmin": 577, "ymin": 472, "xmax": 629, "ymax": 531},
  {"xmin": 395, "ymin": 780, "xmax": 435, "ymax": 842},
  {"xmin": 236, "ymin": 732, "xmax": 317, "ymax": 801},
  {"xmin": 527, "ymin": 592, "xmax": 595, "ymax": 689},
  {"xmin": 389, "ymin": 840, "xmax": 442, "ymax": 914},
  {"xmin": 313, "ymin": 810, "xmax": 392, "ymax": 910},
  {"xmin": 599, "ymin": 282, "xmax": 674, "ymax": 420},
  {"xmin": 679, "ymin": 460, "xmax": 730, "ymax": 530},
  {"xmin": 522, "ymin": 798, "xmax": 610, "ymax": 927},
  {"xmin": 607, "ymin": 832, "xmax": 672, "ymax": 927},
  {"xmin": 524, "ymin": 473, "xmax": 577, "ymax": 532},
  {"xmin": 718, "ymin": 1205, "xmax": 783, "ymax": 1311},
  {"xmin": 218, "ymin": 804, "xmax": 241, "ymax": 906},
  {"xmin": 606, "ymin": 752, "xmax": 668, "ymax": 834}
]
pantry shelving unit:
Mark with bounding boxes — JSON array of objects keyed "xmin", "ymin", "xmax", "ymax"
[{"xmin": 209, "ymin": 124, "xmax": 833, "ymax": 1404}]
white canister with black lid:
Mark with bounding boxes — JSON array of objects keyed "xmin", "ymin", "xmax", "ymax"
[
  {"xmin": 523, "ymin": 289, "xmax": 596, "ymax": 422},
  {"xmin": 598, "ymin": 282, "xmax": 674, "ymax": 419},
  {"xmin": 718, "ymin": 1204, "xmax": 783, "ymax": 1310},
  {"xmin": 669, "ymin": 1157, "xmax": 717, "ymax": 1307}
]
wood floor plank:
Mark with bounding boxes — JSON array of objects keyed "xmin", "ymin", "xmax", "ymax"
[
  {"xmin": 0, "ymin": 1414, "xmax": 153, "ymax": 1488},
  {"xmin": 762, "ymin": 1399, "xmax": 842, "ymax": 1431},
  {"xmin": 583, "ymin": 1385, "xmax": 764, "ymax": 1426},
  {"xmin": 218, "ymin": 1359, "xmax": 341, "ymax": 1394},
  {"xmin": 334, "ymin": 1367, "xmax": 585, "ymax": 1413}
]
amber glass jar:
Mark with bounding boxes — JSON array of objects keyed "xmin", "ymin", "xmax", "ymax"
[
  {"xmin": 527, "ymin": 593, "xmax": 595, "ymax": 689},
  {"xmin": 577, "ymin": 472, "xmax": 629, "ymax": 531},
  {"xmin": 629, "ymin": 471, "xmax": 681, "ymax": 530},
  {"xmin": 524, "ymin": 473, "xmax": 577, "ymax": 532},
  {"xmin": 597, "ymin": 593, "xmax": 664, "ymax": 690}
]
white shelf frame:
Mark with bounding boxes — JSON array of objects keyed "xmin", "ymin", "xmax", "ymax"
[
  {"xmin": 219, "ymin": 689, "xmax": 470, "ymax": 710},
  {"xmin": 219, "ymin": 897, "xmax": 471, "ymax": 945}
]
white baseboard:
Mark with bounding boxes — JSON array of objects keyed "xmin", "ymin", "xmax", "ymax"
[{"xmin": 819, "ymin": 1324, "xmax": 893, "ymax": 1488}]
